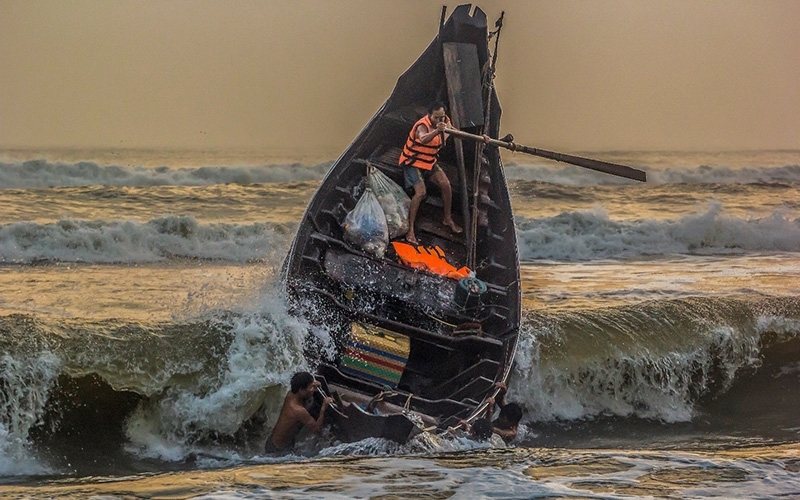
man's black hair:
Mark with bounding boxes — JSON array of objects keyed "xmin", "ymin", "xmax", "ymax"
[
  {"xmin": 428, "ymin": 101, "xmax": 447, "ymax": 114},
  {"xmin": 290, "ymin": 371, "xmax": 315, "ymax": 394},
  {"xmin": 498, "ymin": 402, "xmax": 523, "ymax": 425},
  {"xmin": 471, "ymin": 417, "xmax": 493, "ymax": 441}
]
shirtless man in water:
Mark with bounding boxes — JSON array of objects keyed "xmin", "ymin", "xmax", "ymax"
[
  {"xmin": 485, "ymin": 382, "xmax": 522, "ymax": 444},
  {"xmin": 266, "ymin": 371, "xmax": 333, "ymax": 453}
]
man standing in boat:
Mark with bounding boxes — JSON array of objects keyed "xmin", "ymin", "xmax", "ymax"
[{"xmin": 399, "ymin": 102, "xmax": 462, "ymax": 245}]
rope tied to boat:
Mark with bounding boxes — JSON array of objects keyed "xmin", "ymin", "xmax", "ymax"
[
  {"xmin": 424, "ymin": 311, "xmax": 457, "ymax": 328},
  {"xmin": 401, "ymin": 396, "xmax": 436, "ymax": 432}
]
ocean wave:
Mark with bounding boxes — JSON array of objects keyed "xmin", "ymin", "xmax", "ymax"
[
  {"xmin": 1, "ymin": 203, "xmax": 797, "ymax": 265},
  {"xmin": 1, "ymin": 295, "xmax": 798, "ymax": 474},
  {"xmin": 0, "ymin": 159, "xmax": 332, "ymax": 189},
  {"xmin": 5, "ymin": 156, "xmax": 800, "ymax": 190},
  {"xmin": 511, "ymin": 296, "xmax": 800, "ymax": 423},
  {"xmin": 517, "ymin": 202, "xmax": 800, "ymax": 261},
  {"xmin": 0, "ymin": 290, "xmax": 316, "ymax": 473},
  {"xmin": 0, "ymin": 216, "xmax": 296, "ymax": 264},
  {"xmin": 504, "ymin": 161, "xmax": 800, "ymax": 186},
  {"xmin": 0, "ymin": 350, "xmax": 60, "ymax": 476}
]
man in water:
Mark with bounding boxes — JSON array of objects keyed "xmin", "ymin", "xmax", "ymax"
[
  {"xmin": 485, "ymin": 382, "xmax": 523, "ymax": 444},
  {"xmin": 266, "ymin": 371, "xmax": 333, "ymax": 454},
  {"xmin": 454, "ymin": 382, "xmax": 521, "ymax": 445},
  {"xmin": 398, "ymin": 102, "xmax": 463, "ymax": 245}
]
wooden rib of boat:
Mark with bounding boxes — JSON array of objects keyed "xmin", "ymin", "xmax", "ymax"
[{"xmin": 282, "ymin": 4, "xmax": 519, "ymax": 444}]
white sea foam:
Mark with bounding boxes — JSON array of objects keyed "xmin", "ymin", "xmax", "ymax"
[
  {"xmin": 0, "ymin": 352, "xmax": 60, "ymax": 475},
  {"xmin": 510, "ymin": 307, "xmax": 763, "ymax": 423},
  {"xmin": 0, "ymin": 159, "xmax": 332, "ymax": 189},
  {"xmin": 124, "ymin": 285, "xmax": 324, "ymax": 461},
  {"xmin": 503, "ymin": 151, "xmax": 800, "ymax": 185},
  {"xmin": 505, "ymin": 162, "xmax": 800, "ymax": 186},
  {"xmin": 1, "ymin": 203, "xmax": 797, "ymax": 265},
  {"xmin": 0, "ymin": 216, "xmax": 295, "ymax": 264},
  {"xmin": 516, "ymin": 202, "xmax": 800, "ymax": 261},
  {"xmin": 2, "ymin": 153, "xmax": 799, "ymax": 189}
]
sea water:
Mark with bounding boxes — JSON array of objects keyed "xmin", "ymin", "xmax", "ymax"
[{"xmin": 0, "ymin": 148, "xmax": 798, "ymax": 498}]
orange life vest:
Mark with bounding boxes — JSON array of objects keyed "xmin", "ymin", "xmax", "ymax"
[
  {"xmin": 398, "ymin": 114, "xmax": 449, "ymax": 171},
  {"xmin": 391, "ymin": 241, "xmax": 471, "ymax": 280}
]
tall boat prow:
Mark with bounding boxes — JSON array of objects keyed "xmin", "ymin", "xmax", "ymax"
[{"xmin": 282, "ymin": 4, "xmax": 646, "ymax": 444}]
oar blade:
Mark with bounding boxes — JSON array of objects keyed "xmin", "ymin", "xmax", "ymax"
[
  {"xmin": 520, "ymin": 146, "xmax": 647, "ymax": 182},
  {"xmin": 445, "ymin": 128, "xmax": 647, "ymax": 182}
]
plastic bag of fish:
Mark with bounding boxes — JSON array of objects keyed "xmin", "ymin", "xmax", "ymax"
[
  {"xmin": 342, "ymin": 187, "xmax": 389, "ymax": 258},
  {"xmin": 368, "ymin": 166, "xmax": 410, "ymax": 239}
]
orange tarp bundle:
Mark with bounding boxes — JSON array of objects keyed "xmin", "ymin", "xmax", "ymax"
[{"xmin": 391, "ymin": 241, "xmax": 471, "ymax": 280}]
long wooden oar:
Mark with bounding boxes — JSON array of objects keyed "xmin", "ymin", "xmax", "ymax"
[{"xmin": 446, "ymin": 128, "xmax": 647, "ymax": 182}]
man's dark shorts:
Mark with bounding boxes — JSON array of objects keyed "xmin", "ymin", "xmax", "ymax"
[{"xmin": 403, "ymin": 163, "xmax": 443, "ymax": 190}]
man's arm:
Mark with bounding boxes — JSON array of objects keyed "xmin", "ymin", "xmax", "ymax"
[
  {"xmin": 495, "ymin": 382, "xmax": 508, "ymax": 408},
  {"xmin": 492, "ymin": 425, "xmax": 517, "ymax": 444},
  {"xmin": 416, "ymin": 122, "xmax": 448, "ymax": 144},
  {"xmin": 296, "ymin": 397, "xmax": 332, "ymax": 434},
  {"xmin": 483, "ymin": 396, "xmax": 495, "ymax": 422}
]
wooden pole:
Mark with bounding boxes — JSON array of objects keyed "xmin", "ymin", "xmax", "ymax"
[
  {"xmin": 467, "ymin": 12, "xmax": 505, "ymax": 269},
  {"xmin": 443, "ymin": 44, "xmax": 477, "ymax": 250},
  {"xmin": 445, "ymin": 128, "xmax": 647, "ymax": 182}
]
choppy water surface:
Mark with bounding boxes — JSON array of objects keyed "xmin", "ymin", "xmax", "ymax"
[{"xmin": 0, "ymin": 148, "xmax": 798, "ymax": 498}]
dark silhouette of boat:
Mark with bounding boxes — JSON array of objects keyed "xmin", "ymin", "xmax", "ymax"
[{"xmin": 282, "ymin": 4, "xmax": 645, "ymax": 444}]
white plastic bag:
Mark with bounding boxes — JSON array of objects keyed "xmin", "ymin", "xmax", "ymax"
[
  {"xmin": 368, "ymin": 164, "xmax": 411, "ymax": 239},
  {"xmin": 343, "ymin": 187, "xmax": 389, "ymax": 258}
]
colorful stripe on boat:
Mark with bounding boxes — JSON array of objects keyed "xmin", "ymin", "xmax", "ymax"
[{"xmin": 340, "ymin": 322, "xmax": 410, "ymax": 388}]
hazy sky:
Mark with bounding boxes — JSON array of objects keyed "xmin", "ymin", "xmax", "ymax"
[{"xmin": 2, "ymin": 0, "xmax": 798, "ymax": 153}]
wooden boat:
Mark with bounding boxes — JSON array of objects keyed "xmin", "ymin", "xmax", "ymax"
[
  {"xmin": 282, "ymin": 5, "xmax": 517, "ymax": 443},
  {"xmin": 282, "ymin": 4, "xmax": 646, "ymax": 444}
]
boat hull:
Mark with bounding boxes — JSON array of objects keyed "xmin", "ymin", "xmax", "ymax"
[{"xmin": 284, "ymin": 4, "xmax": 521, "ymax": 443}]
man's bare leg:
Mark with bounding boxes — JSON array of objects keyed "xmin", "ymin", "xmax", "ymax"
[
  {"xmin": 431, "ymin": 170, "xmax": 462, "ymax": 233},
  {"xmin": 405, "ymin": 181, "xmax": 426, "ymax": 245}
]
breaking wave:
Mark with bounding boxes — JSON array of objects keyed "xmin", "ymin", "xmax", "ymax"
[
  {"xmin": 0, "ymin": 216, "xmax": 296, "ymax": 264},
  {"xmin": 1, "ymin": 294, "xmax": 798, "ymax": 475},
  {"xmin": 0, "ymin": 159, "xmax": 332, "ymax": 189},
  {"xmin": 504, "ymin": 160, "xmax": 800, "ymax": 186},
  {"xmin": 516, "ymin": 202, "xmax": 800, "ymax": 261},
  {"xmin": 511, "ymin": 295, "xmax": 800, "ymax": 423},
  {"xmin": 1, "ymin": 204, "xmax": 797, "ymax": 265},
  {"xmin": 0, "ymin": 283, "xmax": 321, "ymax": 475},
  {"xmin": 3, "ymin": 153, "xmax": 799, "ymax": 189}
]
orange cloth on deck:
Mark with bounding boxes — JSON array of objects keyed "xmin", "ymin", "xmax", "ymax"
[{"xmin": 391, "ymin": 241, "xmax": 470, "ymax": 279}]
